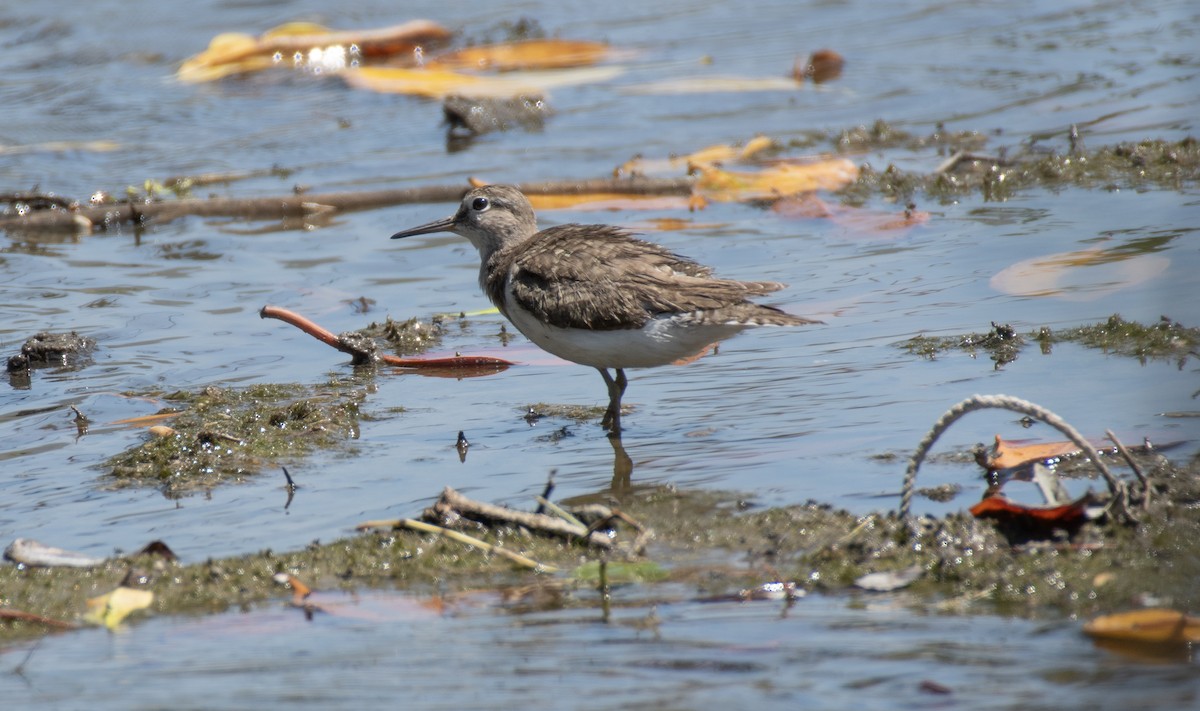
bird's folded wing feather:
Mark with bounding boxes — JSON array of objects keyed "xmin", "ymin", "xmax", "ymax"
[{"xmin": 497, "ymin": 225, "xmax": 789, "ymax": 331}]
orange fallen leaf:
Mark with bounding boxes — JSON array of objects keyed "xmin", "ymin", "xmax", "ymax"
[
  {"xmin": 178, "ymin": 20, "xmax": 452, "ymax": 83},
  {"xmin": 1083, "ymin": 608, "xmax": 1200, "ymax": 645},
  {"xmin": 695, "ymin": 160, "xmax": 858, "ymax": 202},
  {"xmin": 985, "ymin": 435, "xmax": 1081, "ymax": 471},
  {"xmin": 432, "ymin": 39, "xmax": 611, "ymax": 72},
  {"xmin": 969, "ymin": 494, "xmax": 1090, "ymax": 531}
]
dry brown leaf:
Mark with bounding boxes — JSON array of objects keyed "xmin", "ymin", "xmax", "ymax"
[
  {"xmin": 794, "ymin": 49, "xmax": 845, "ymax": 83},
  {"xmin": 694, "ymin": 160, "xmax": 858, "ymax": 202},
  {"xmin": 432, "ymin": 39, "xmax": 611, "ymax": 72},
  {"xmin": 177, "ymin": 20, "xmax": 452, "ymax": 83},
  {"xmin": 985, "ymin": 435, "xmax": 1081, "ymax": 471},
  {"xmin": 1084, "ymin": 608, "xmax": 1200, "ymax": 645}
]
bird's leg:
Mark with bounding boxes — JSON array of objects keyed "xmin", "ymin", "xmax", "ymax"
[{"xmin": 598, "ymin": 368, "xmax": 628, "ymax": 434}]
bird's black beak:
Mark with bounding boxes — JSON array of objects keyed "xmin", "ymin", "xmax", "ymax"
[{"xmin": 390, "ymin": 215, "xmax": 457, "ymax": 240}]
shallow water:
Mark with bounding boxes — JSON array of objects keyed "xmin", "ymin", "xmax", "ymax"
[{"xmin": 2, "ymin": 0, "xmax": 1199, "ymax": 706}]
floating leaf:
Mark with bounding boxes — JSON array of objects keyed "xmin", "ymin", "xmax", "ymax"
[
  {"xmin": 1084, "ymin": 608, "xmax": 1200, "ymax": 645},
  {"xmin": 969, "ymin": 494, "xmax": 1091, "ymax": 540},
  {"xmin": 990, "ymin": 248, "xmax": 1170, "ymax": 301},
  {"xmin": 432, "ymin": 39, "xmax": 611, "ymax": 72},
  {"xmin": 619, "ymin": 136, "xmax": 775, "ymax": 176},
  {"xmin": 793, "ymin": 49, "xmax": 845, "ymax": 83},
  {"xmin": 345, "ymin": 65, "xmax": 622, "ymax": 98},
  {"xmin": 695, "ymin": 160, "xmax": 858, "ymax": 201},
  {"xmin": 84, "ymin": 586, "xmax": 154, "ymax": 630},
  {"xmin": 984, "ymin": 435, "xmax": 1081, "ymax": 471},
  {"xmin": 178, "ymin": 19, "xmax": 452, "ymax": 83},
  {"xmin": 624, "ymin": 75, "xmax": 802, "ymax": 94}
]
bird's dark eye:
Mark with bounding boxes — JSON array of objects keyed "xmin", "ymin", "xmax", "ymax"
[{"xmin": 471, "ymin": 196, "xmax": 489, "ymax": 211}]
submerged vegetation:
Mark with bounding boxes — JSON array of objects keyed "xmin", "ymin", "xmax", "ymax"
[
  {"xmin": 105, "ymin": 383, "xmax": 366, "ymax": 495},
  {"xmin": 901, "ymin": 314, "xmax": 1200, "ymax": 367}
]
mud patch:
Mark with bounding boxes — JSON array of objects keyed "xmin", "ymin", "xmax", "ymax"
[{"xmin": 105, "ymin": 383, "xmax": 366, "ymax": 496}]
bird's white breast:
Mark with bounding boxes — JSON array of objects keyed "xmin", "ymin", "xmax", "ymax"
[{"xmin": 503, "ymin": 283, "xmax": 751, "ymax": 369}]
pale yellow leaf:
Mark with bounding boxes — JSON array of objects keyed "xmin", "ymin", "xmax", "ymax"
[
  {"xmin": 432, "ymin": 39, "xmax": 611, "ymax": 72},
  {"xmin": 695, "ymin": 160, "xmax": 859, "ymax": 201},
  {"xmin": 84, "ymin": 586, "xmax": 154, "ymax": 630}
]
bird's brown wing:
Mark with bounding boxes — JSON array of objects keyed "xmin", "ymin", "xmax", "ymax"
[{"xmin": 497, "ymin": 224, "xmax": 794, "ymax": 331}]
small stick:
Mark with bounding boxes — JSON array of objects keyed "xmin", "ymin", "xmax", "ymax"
[
  {"xmin": 534, "ymin": 496, "xmax": 587, "ymax": 530},
  {"xmin": 432, "ymin": 486, "xmax": 616, "ymax": 550},
  {"xmin": 0, "ymin": 176, "xmax": 697, "ymax": 231},
  {"xmin": 1106, "ymin": 429, "xmax": 1149, "ymax": 510},
  {"xmin": 534, "ymin": 470, "xmax": 556, "ymax": 514},
  {"xmin": 399, "ymin": 518, "xmax": 556, "ymax": 572}
]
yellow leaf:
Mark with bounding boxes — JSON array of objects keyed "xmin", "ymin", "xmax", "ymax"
[
  {"xmin": 684, "ymin": 136, "xmax": 774, "ymax": 167},
  {"xmin": 432, "ymin": 39, "xmax": 611, "ymax": 72},
  {"xmin": 695, "ymin": 160, "xmax": 859, "ymax": 201},
  {"xmin": 1084, "ymin": 608, "xmax": 1200, "ymax": 645},
  {"xmin": 345, "ymin": 65, "xmax": 622, "ymax": 98},
  {"xmin": 344, "ymin": 66, "xmax": 501, "ymax": 98},
  {"xmin": 177, "ymin": 19, "xmax": 452, "ymax": 83},
  {"xmin": 84, "ymin": 586, "xmax": 154, "ymax": 630}
]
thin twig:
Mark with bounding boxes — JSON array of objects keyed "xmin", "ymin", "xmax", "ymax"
[
  {"xmin": 1106, "ymin": 429, "xmax": 1150, "ymax": 510},
  {"xmin": 400, "ymin": 518, "xmax": 555, "ymax": 572},
  {"xmin": 430, "ymin": 486, "xmax": 615, "ymax": 550},
  {"xmin": 0, "ymin": 176, "xmax": 697, "ymax": 232}
]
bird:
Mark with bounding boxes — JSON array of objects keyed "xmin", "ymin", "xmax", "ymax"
[{"xmin": 390, "ymin": 184, "xmax": 819, "ymax": 435}]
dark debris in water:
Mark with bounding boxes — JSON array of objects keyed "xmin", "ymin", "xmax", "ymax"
[
  {"xmin": 6, "ymin": 330, "xmax": 97, "ymax": 373},
  {"xmin": 106, "ymin": 383, "xmax": 365, "ymax": 496},
  {"xmin": 901, "ymin": 314, "xmax": 1199, "ymax": 368},
  {"xmin": 358, "ymin": 315, "xmax": 444, "ymax": 356},
  {"xmin": 829, "ymin": 130, "xmax": 1200, "ymax": 205}
]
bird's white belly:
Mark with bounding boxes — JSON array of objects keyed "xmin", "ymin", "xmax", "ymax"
[{"xmin": 504, "ymin": 302, "xmax": 749, "ymax": 369}]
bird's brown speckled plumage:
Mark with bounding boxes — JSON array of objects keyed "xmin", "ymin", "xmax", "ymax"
[{"xmin": 391, "ymin": 184, "xmax": 819, "ymax": 434}]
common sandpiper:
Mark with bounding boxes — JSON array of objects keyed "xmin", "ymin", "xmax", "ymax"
[{"xmin": 391, "ymin": 184, "xmax": 819, "ymax": 435}]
